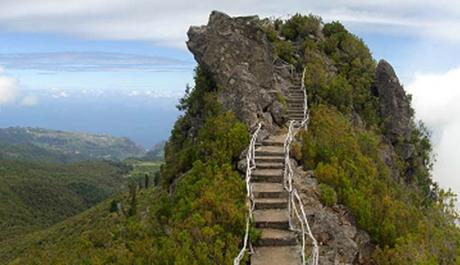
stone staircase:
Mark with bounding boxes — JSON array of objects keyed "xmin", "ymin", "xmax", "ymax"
[{"xmin": 251, "ymin": 79, "xmax": 306, "ymax": 265}]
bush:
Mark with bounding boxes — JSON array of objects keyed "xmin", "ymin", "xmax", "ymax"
[
  {"xmin": 302, "ymin": 105, "xmax": 460, "ymax": 263},
  {"xmin": 274, "ymin": 40, "xmax": 295, "ymax": 64},
  {"xmin": 280, "ymin": 14, "xmax": 321, "ymax": 41},
  {"xmin": 322, "ymin": 21, "xmax": 347, "ymax": 37},
  {"xmin": 317, "ymin": 21, "xmax": 379, "ymax": 126},
  {"xmin": 319, "ymin": 184, "xmax": 337, "ymax": 207}
]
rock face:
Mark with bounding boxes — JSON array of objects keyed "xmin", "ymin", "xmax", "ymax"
[
  {"xmin": 373, "ymin": 60, "xmax": 421, "ymax": 181},
  {"xmin": 187, "ymin": 11, "xmax": 292, "ymax": 134},
  {"xmin": 293, "ymin": 168, "xmax": 375, "ymax": 265},
  {"xmin": 373, "ymin": 60, "xmax": 414, "ymax": 145}
]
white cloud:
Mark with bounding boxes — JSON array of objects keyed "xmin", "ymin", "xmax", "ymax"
[
  {"xmin": 407, "ymin": 67, "xmax": 460, "ymax": 207},
  {"xmin": 52, "ymin": 91, "xmax": 69, "ymax": 98},
  {"xmin": 0, "ymin": 0, "xmax": 459, "ymax": 48},
  {"xmin": 128, "ymin": 90, "xmax": 140, "ymax": 97},
  {"xmin": 0, "ymin": 52, "xmax": 192, "ymax": 72},
  {"xmin": 20, "ymin": 95, "xmax": 39, "ymax": 106},
  {"xmin": 0, "ymin": 66, "xmax": 18, "ymax": 105}
]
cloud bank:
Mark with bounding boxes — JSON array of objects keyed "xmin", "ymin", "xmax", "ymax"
[
  {"xmin": 20, "ymin": 95, "xmax": 39, "ymax": 106},
  {"xmin": 407, "ymin": 68, "xmax": 460, "ymax": 205},
  {"xmin": 0, "ymin": 0, "xmax": 459, "ymax": 48},
  {"xmin": 0, "ymin": 67, "xmax": 18, "ymax": 105},
  {"xmin": 0, "ymin": 52, "xmax": 193, "ymax": 72}
]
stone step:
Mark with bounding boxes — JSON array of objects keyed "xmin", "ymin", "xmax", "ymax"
[
  {"xmin": 256, "ymin": 228, "xmax": 298, "ymax": 246},
  {"xmin": 256, "ymin": 162, "xmax": 284, "ymax": 169},
  {"xmin": 288, "ymin": 104, "xmax": 303, "ymax": 108},
  {"xmin": 255, "ymin": 156, "xmax": 285, "ymax": 163},
  {"xmin": 254, "ymin": 209, "xmax": 290, "ymax": 229},
  {"xmin": 287, "ymin": 110, "xmax": 304, "ymax": 114},
  {"xmin": 255, "ymin": 146, "xmax": 284, "ymax": 157},
  {"xmin": 251, "ymin": 246, "xmax": 301, "ymax": 265},
  {"xmin": 288, "ymin": 106, "xmax": 304, "ymax": 109},
  {"xmin": 254, "ymin": 198, "xmax": 288, "ymax": 209},
  {"xmin": 253, "ymin": 183, "xmax": 287, "ymax": 198},
  {"xmin": 252, "ymin": 169, "xmax": 284, "ymax": 183},
  {"xmin": 287, "ymin": 98, "xmax": 304, "ymax": 102},
  {"xmin": 258, "ymin": 139, "xmax": 284, "ymax": 147}
]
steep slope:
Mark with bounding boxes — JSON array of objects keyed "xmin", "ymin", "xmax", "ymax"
[
  {"xmin": 0, "ymin": 127, "xmax": 146, "ymax": 162},
  {"xmin": 6, "ymin": 11, "xmax": 460, "ymax": 265},
  {"xmin": 0, "ymin": 160, "xmax": 130, "ymax": 262},
  {"xmin": 4, "ymin": 188, "xmax": 157, "ymax": 264}
]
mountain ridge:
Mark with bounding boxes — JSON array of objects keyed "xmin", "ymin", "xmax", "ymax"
[
  {"xmin": 4, "ymin": 11, "xmax": 459, "ymax": 265},
  {"xmin": 0, "ymin": 126, "xmax": 146, "ymax": 162}
]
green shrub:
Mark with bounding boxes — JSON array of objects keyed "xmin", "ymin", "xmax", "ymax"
[
  {"xmin": 274, "ymin": 40, "xmax": 295, "ymax": 64},
  {"xmin": 280, "ymin": 14, "xmax": 321, "ymax": 41},
  {"xmin": 319, "ymin": 183, "xmax": 337, "ymax": 207},
  {"xmin": 322, "ymin": 21, "xmax": 347, "ymax": 37},
  {"xmin": 302, "ymin": 105, "xmax": 460, "ymax": 263},
  {"xmin": 316, "ymin": 21, "xmax": 379, "ymax": 126}
]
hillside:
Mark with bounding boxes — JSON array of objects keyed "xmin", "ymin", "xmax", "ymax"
[
  {"xmin": 0, "ymin": 127, "xmax": 146, "ymax": 162},
  {"xmin": 6, "ymin": 11, "xmax": 460, "ymax": 265},
  {"xmin": 4, "ymin": 186, "xmax": 159, "ymax": 264},
  {"xmin": 0, "ymin": 160, "xmax": 130, "ymax": 261}
]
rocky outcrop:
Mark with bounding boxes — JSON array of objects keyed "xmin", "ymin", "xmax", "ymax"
[
  {"xmin": 189, "ymin": 11, "xmax": 376, "ymax": 264},
  {"xmin": 187, "ymin": 11, "xmax": 294, "ymax": 135},
  {"xmin": 373, "ymin": 60, "xmax": 415, "ymax": 145},
  {"xmin": 293, "ymin": 168, "xmax": 375, "ymax": 265},
  {"xmin": 373, "ymin": 60, "xmax": 423, "ymax": 182}
]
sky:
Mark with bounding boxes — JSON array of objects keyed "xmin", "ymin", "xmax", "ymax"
[{"xmin": 0, "ymin": 0, "xmax": 459, "ymax": 204}]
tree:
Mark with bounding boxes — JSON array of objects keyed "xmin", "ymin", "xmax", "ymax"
[
  {"xmin": 128, "ymin": 180, "xmax": 137, "ymax": 216},
  {"xmin": 145, "ymin": 174, "xmax": 150, "ymax": 189}
]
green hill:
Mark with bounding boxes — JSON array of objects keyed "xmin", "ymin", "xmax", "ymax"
[
  {"xmin": 0, "ymin": 127, "xmax": 146, "ymax": 162},
  {"xmin": 0, "ymin": 160, "xmax": 131, "ymax": 262},
  {"xmin": 4, "ymin": 187, "xmax": 158, "ymax": 264}
]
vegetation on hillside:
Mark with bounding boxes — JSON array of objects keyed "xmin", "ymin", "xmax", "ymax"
[
  {"xmin": 301, "ymin": 106, "xmax": 459, "ymax": 263},
  {"xmin": 263, "ymin": 14, "xmax": 460, "ymax": 264},
  {"xmin": 0, "ymin": 127, "xmax": 146, "ymax": 162},
  {"xmin": 8, "ymin": 67, "xmax": 249, "ymax": 265},
  {"xmin": 0, "ymin": 160, "xmax": 131, "ymax": 261},
  {"xmin": 5, "ymin": 13, "xmax": 460, "ymax": 265}
]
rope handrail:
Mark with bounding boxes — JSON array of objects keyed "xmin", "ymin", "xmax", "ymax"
[
  {"xmin": 283, "ymin": 67, "xmax": 319, "ymax": 265},
  {"xmin": 234, "ymin": 123, "xmax": 262, "ymax": 265}
]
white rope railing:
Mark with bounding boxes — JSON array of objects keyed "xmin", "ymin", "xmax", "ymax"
[
  {"xmin": 284, "ymin": 67, "xmax": 319, "ymax": 265},
  {"xmin": 233, "ymin": 123, "xmax": 262, "ymax": 265},
  {"xmin": 302, "ymin": 68, "xmax": 308, "ymax": 125}
]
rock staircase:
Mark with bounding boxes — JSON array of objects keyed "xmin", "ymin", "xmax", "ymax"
[{"xmin": 251, "ymin": 78, "xmax": 306, "ymax": 265}]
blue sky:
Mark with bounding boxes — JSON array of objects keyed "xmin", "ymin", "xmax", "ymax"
[
  {"xmin": 0, "ymin": 0, "xmax": 459, "ymax": 205},
  {"xmin": 0, "ymin": 32, "xmax": 195, "ymax": 94}
]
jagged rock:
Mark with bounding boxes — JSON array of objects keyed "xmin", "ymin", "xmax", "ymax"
[
  {"xmin": 268, "ymin": 101, "xmax": 286, "ymax": 126},
  {"xmin": 373, "ymin": 60, "xmax": 415, "ymax": 145},
  {"xmin": 187, "ymin": 11, "xmax": 291, "ymax": 134}
]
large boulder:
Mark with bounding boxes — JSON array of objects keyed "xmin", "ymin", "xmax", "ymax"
[
  {"xmin": 187, "ymin": 11, "xmax": 287, "ymax": 133},
  {"xmin": 373, "ymin": 60, "xmax": 415, "ymax": 144}
]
